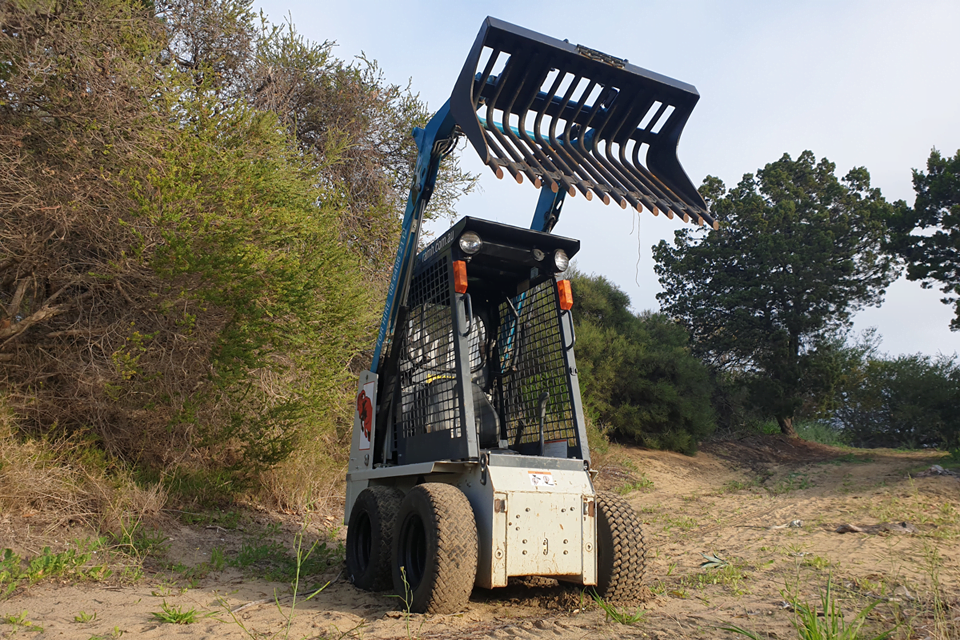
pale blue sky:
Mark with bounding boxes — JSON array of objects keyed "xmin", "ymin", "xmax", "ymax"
[{"xmin": 255, "ymin": 0, "xmax": 960, "ymax": 356}]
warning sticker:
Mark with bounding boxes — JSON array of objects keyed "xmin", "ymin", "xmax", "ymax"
[
  {"xmin": 528, "ymin": 471, "xmax": 556, "ymax": 487},
  {"xmin": 357, "ymin": 380, "xmax": 374, "ymax": 451}
]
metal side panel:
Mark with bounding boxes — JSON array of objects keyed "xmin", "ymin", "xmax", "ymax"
[
  {"xmin": 345, "ymin": 370, "xmax": 378, "ymax": 523},
  {"xmin": 581, "ymin": 494, "xmax": 597, "ymax": 586},
  {"xmin": 491, "ymin": 491, "xmax": 509, "ymax": 586},
  {"xmin": 484, "ymin": 461, "xmax": 596, "ymax": 584},
  {"xmin": 456, "ymin": 464, "xmax": 502, "ymax": 589},
  {"xmin": 504, "ymin": 491, "xmax": 583, "ymax": 577},
  {"xmin": 349, "ymin": 370, "xmax": 377, "ymax": 475}
]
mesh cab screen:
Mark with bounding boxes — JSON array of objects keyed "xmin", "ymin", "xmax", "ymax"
[
  {"xmin": 498, "ymin": 280, "xmax": 575, "ymax": 447},
  {"xmin": 397, "ymin": 258, "xmax": 463, "ymax": 441}
]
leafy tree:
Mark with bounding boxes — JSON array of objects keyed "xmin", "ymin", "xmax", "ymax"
[
  {"xmin": 710, "ymin": 330, "xmax": 878, "ymax": 437},
  {"xmin": 570, "ymin": 272, "xmax": 715, "ymax": 454},
  {"xmin": 835, "ymin": 353, "xmax": 960, "ymax": 449},
  {"xmin": 653, "ymin": 151, "xmax": 898, "ymax": 437},
  {"xmin": 888, "ymin": 148, "xmax": 960, "ymax": 329}
]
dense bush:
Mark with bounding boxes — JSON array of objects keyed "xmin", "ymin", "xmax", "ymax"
[
  {"xmin": 835, "ymin": 354, "xmax": 960, "ymax": 449},
  {"xmin": 569, "ymin": 272, "xmax": 715, "ymax": 454},
  {"xmin": 0, "ymin": 0, "xmax": 473, "ymax": 506}
]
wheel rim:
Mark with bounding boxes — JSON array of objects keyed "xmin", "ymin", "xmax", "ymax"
[
  {"xmin": 351, "ymin": 511, "xmax": 372, "ymax": 572},
  {"xmin": 399, "ymin": 512, "xmax": 427, "ymax": 589}
]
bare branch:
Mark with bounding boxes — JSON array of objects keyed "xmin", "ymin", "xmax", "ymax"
[
  {"xmin": 6, "ymin": 277, "xmax": 31, "ymax": 319},
  {"xmin": 0, "ymin": 304, "xmax": 70, "ymax": 346}
]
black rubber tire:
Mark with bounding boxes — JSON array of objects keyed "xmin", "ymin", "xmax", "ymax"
[
  {"xmin": 346, "ymin": 485, "xmax": 404, "ymax": 591},
  {"xmin": 595, "ymin": 491, "xmax": 646, "ymax": 604},
  {"xmin": 391, "ymin": 483, "xmax": 478, "ymax": 614}
]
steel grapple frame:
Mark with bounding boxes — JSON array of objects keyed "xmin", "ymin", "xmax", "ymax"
[{"xmin": 450, "ymin": 17, "xmax": 715, "ymax": 227}]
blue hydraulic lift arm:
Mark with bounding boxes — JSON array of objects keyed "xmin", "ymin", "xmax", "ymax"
[{"xmin": 370, "ymin": 103, "xmax": 457, "ymax": 374}]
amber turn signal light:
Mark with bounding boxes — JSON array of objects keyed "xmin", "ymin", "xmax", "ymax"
[
  {"xmin": 453, "ymin": 260, "xmax": 468, "ymax": 294},
  {"xmin": 557, "ymin": 279, "xmax": 573, "ymax": 310}
]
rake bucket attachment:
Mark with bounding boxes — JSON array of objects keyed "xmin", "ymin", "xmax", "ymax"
[{"xmin": 451, "ymin": 17, "xmax": 715, "ymax": 228}]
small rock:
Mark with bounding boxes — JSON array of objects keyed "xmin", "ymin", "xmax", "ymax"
[{"xmin": 893, "ymin": 585, "xmax": 915, "ymax": 601}]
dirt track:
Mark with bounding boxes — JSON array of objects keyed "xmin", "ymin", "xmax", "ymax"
[{"xmin": 2, "ymin": 438, "xmax": 958, "ymax": 639}]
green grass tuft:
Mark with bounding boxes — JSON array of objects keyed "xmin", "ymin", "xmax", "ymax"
[
  {"xmin": 590, "ymin": 590, "xmax": 646, "ymax": 625},
  {"xmin": 150, "ymin": 601, "xmax": 202, "ymax": 625},
  {"xmin": 722, "ymin": 576, "xmax": 895, "ymax": 640}
]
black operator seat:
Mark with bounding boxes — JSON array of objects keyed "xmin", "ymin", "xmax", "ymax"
[{"xmin": 469, "ymin": 295, "xmax": 502, "ymax": 450}]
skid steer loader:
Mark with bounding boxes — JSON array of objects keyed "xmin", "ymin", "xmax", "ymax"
[{"xmin": 344, "ymin": 17, "xmax": 714, "ymax": 614}]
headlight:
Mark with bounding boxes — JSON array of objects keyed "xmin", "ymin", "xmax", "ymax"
[
  {"xmin": 553, "ymin": 249, "xmax": 569, "ymax": 271},
  {"xmin": 459, "ymin": 231, "xmax": 482, "ymax": 255}
]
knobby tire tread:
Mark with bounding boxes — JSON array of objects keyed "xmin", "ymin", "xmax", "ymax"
[
  {"xmin": 596, "ymin": 491, "xmax": 646, "ymax": 604},
  {"xmin": 393, "ymin": 483, "xmax": 478, "ymax": 614},
  {"xmin": 347, "ymin": 485, "xmax": 404, "ymax": 591}
]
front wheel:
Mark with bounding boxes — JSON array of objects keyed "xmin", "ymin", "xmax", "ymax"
[
  {"xmin": 595, "ymin": 491, "xmax": 646, "ymax": 604},
  {"xmin": 392, "ymin": 483, "xmax": 478, "ymax": 614},
  {"xmin": 346, "ymin": 485, "xmax": 404, "ymax": 591}
]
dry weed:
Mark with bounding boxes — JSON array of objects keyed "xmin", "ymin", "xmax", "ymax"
[
  {"xmin": 257, "ymin": 441, "xmax": 348, "ymax": 518},
  {"xmin": 0, "ymin": 398, "xmax": 166, "ymax": 533}
]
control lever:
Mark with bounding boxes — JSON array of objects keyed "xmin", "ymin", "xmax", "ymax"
[{"xmin": 538, "ymin": 391, "xmax": 550, "ymax": 455}]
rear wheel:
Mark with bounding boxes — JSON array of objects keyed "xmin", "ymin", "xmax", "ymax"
[
  {"xmin": 392, "ymin": 483, "xmax": 478, "ymax": 614},
  {"xmin": 595, "ymin": 491, "xmax": 646, "ymax": 604},
  {"xmin": 346, "ymin": 486, "xmax": 404, "ymax": 591}
]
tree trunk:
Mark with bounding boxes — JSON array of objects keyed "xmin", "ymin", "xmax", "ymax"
[{"xmin": 777, "ymin": 416, "xmax": 798, "ymax": 438}]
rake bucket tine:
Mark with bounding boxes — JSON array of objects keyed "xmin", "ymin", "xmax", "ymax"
[
  {"xmin": 614, "ymin": 96, "xmax": 684, "ymax": 216},
  {"xmin": 547, "ymin": 75, "xmax": 586, "ymax": 197},
  {"xmin": 573, "ymin": 85, "xmax": 637, "ymax": 206},
  {"xmin": 511, "ymin": 65, "xmax": 571, "ymax": 192},
  {"xmin": 479, "ymin": 126, "xmax": 516, "ymax": 181},
  {"xmin": 473, "ymin": 50, "xmax": 504, "ymax": 180},
  {"xmin": 629, "ymin": 139, "xmax": 682, "ymax": 220},
  {"xmin": 473, "ymin": 48, "xmax": 501, "ymax": 109},
  {"xmin": 629, "ymin": 138, "xmax": 686, "ymax": 221},
  {"xmin": 601, "ymin": 92, "xmax": 671, "ymax": 214},
  {"xmin": 483, "ymin": 130, "xmax": 520, "ymax": 182},
  {"xmin": 533, "ymin": 74, "xmax": 578, "ymax": 196},
  {"xmin": 449, "ymin": 17, "xmax": 713, "ymax": 226},
  {"xmin": 569, "ymin": 129, "xmax": 615, "ymax": 204},
  {"xmin": 571, "ymin": 92, "xmax": 638, "ymax": 206},
  {"xmin": 548, "ymin": 76, "xmax": 594, "ymax": 198},
  {"xmin": 586, "ymin": 112, "xmax": 634, "ymax": 210},
  {"xmin": 497, "ymin": 50, "xmax": 560, "ymax": 189},
  {"xmin": 483, "ymin": 56, "xmax": 534, "ymax": 185},
  {"xmin": 557, "ymin": 78, "xmax": 611, "ymax": 202},
  {"xmin": 591, "ymin": 99, "xmax": 652, "ymax": 210},
  {"xmin": 558, "ymin": 79, "xmax": 611, "ymax": 202},
  {"xmin": 492, "ymin": 53, "xmax": 557, "ymax": 189}
]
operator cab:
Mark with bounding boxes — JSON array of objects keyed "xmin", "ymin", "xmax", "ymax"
[{"xmin": 386, "ymin": 217, "xmax": 585, "ymax": 466}]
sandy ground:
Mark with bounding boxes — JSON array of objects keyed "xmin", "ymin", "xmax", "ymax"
[{"xmin": 2, "ymin": 436, "xmax": 959, "ymax": 639}]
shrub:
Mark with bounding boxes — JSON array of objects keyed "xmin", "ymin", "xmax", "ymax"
[
  {"xmin": 835, "ymin": 354, "xmax": 960, "ymax": 449},
  {"xmin": 570, "ymin": 272, "xmax": 715, "ymax": 454}
]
